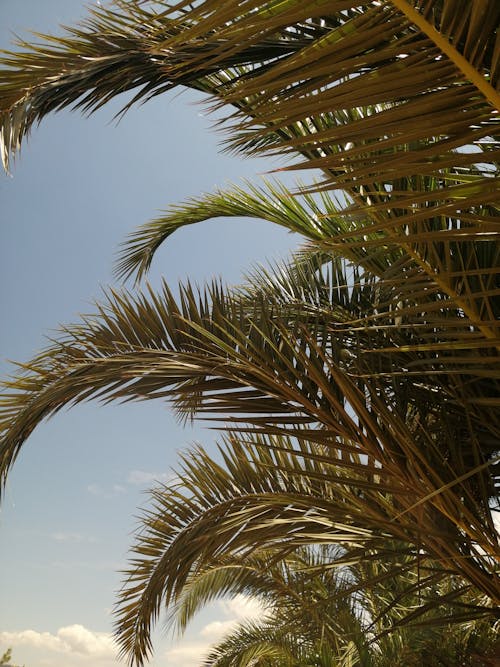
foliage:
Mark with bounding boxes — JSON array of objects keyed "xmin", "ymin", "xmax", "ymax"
[
  {"xmin": 0, "ymin": 648, "xmax": 23, "ymax": 667},
  {"xmin": 0, "ymin": 1, "xmax": 499, "ymax": 665},
  {"xmin": 123, "ymin": 450, "xmax": 499, "ymax": 666},
  {"xmin": 0, "ymin": 649, "xmax": 11, "ymax": 666}
]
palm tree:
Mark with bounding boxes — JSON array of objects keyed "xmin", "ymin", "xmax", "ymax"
[
  {"xmin": 179, "ymin": 545, "xmax": 368, "ymax": 666},
  {"xmin": 1, "ymin": 252, "xmax": 497, "ymax": 663},
  {"xmin": 118, "ymin": 440, "xmax": 499, "ymax": 666},
  {"xmin": 0, "ymin": 0, "xmax": 499, "ymax": 664}
]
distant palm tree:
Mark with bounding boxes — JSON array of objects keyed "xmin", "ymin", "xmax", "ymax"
[
  {"xmin": 0, "ymin": 1, "xmax": 499, "ymax": 665},
  {"xmin": 0, "ymin": 649, "xmax": 12, "ymax": 666}
]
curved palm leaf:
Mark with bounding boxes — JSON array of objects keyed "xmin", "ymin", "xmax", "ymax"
[
  {"xmin": 1, "ymin": 255, "xmax": 498, "ymax": 601},
  {"xmin": 115, "ymin": 175, "xmax": 500, "ymax": 388},
  {"xmin": 169, "ymin": 547, "xmax": 369, "ymax": 667},
  {"xmin": 1, "ymin": 4, "xmax": 499, "ymax": 656},
  {"xmin": 202, "ymin": 620, "xmax": 306, "ymax": 667},
  {"xmin": 114, "ymin": 178, "xmax": 401, "ymax": 283},
  {"xmin": 169, "ymin": 546, "xmax": 363, "ymax": 651},
  {"xmin": 115, "ymin": 433, "xmax": 498, "ymax": 666},
  {"xmin": 1, "ymin": 1, "xmax": 498, "ymax": 350},
  {"xmin": 0, "ymin": 0, "xmax": 310, "ymax": 172},
  {"xmin": 202, "ymin": 617, "xmax": 348, "ymax": 667}
]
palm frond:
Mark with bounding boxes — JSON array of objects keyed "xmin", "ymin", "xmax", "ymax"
[
  {"xmin": 0, "ymin": 0, "xmax": 309, "ymax": 172},
  {"xmin": 201, "ymin": 618, "xmax": 304, "ymax": 667},
  {"xmin": 114, "ymin": 432, "xmax": 499, "ymax": 666},
  {"xmin": 114, "ymin": 177, "xmax": 402, "ymax": 283},
  {"xmin": 2, "ymin": 1, "xmax": 498, "ymax": 355},
  {"xmin": 1, "ymin": 262, "xmax": 498, "ymax": 603}
]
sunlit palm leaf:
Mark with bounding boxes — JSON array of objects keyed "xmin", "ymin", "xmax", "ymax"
[
  {"xmin": 202, "ymin": 621, "xmax": 304, "ymax": 667},
  {"xmin": 114, "ymin": 178, "xmax": 400, "ymax": 283},
  {"xmin": 115, "ymin": 175, "xmax": 500, "ymax": 383},
  {"xmin": 115, "ymin": 432, "xmax": 498, "ymax": 666},
  {"xmin": 1, "ymin": 259, "xmax": 498, "ymax": 599},
  {"xmin": 1, "ymin": 0, "xmax": 498, "ymax": 372}
]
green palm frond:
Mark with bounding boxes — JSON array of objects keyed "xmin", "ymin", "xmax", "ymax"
[
  {"xmin": 170, "ymin": 545, "xmax": 357, "ymax": 642},
  {"xmin": 203, "ymin": 623, "xmax": 296, "ymax": 667},
  {"xmin": 114, "ymin": 178, "xmax": 400, "ymax": 283},
  {"xmin": 201, "ymin": 617, "xmax": 332, "ymax": 667},
  {"xmin": 204, "ymin": 625, "xmax": 296, "ymax": 667},
  {"xmin": 114, "ymin": 172, "xmax": 500, "ymax": 381},
  {"xmin": 114, "ymin": 173, "xmax": 500, "ymax": 438},
  {"xmin": 198, "ymin": 546, "xmax": 499, "ymax": 666}
]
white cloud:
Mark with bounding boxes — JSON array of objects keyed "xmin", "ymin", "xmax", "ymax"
[
  {"xmin": 200, "ymin": 619, "xmax": 238, "ymax": 641},
  {"xmin": 0, "ymin": 629, "xmax": 62, "ymax": 653},
  {"xmin": 2, "ymin": 627, "xmax": 205, "ymax": 667},
  {"xmin": 50, "ymin": 531, "xmax": 97, "ymax": 544},
  {"xmin": 219, "ymin": 594, "xmax": 264, "ymax": 621},
  {"xmin": 58, "ymin": 625, "xmax": 116, "ymax": 656},
  {"xmin": 196, "ymin": 596, "xmax": 266, "ymax": 648},
  {"xmin": 126, "ymin": 469, "xmax": 174, "ymax": 486},
  {"xmin": 0, "ymin": 625, "xmax": 117, "ymax": 658},
  {"xmin": 86, "ymin": 483, "xmax": 126, "ymax": 498},
  {"xmin": 164, "ymin": 642, "xmax": 211, "ymax": 667},
  {"xmin": 0, "ymin": 597, "xmax": 267, "ymax": 667}
]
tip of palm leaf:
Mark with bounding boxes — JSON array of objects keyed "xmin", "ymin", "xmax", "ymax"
[{"xmin": 114, "ymin": 218, "xmax": 196, "ymax": 284}]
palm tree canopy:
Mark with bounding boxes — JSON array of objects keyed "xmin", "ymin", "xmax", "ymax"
[
  {"xmin": 1, "ymin": 255, "xmax": 498, "ymax": 595},
  {"xmin": 1, "ymin": 0, "xmax": 497, "ymax": 366}
]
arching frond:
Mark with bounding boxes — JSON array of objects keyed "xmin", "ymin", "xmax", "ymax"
[
  {"xmin": 2, "ymin": 3, "xmax": 498, "ymax": 338},
  {"xmin": 114, "ymin": 433, "xmax": 499, "ymax": 666},
  {"xmin": 114, "ymin": 178, "xmax": 399, "ymax": 283},
  {"xmin": 2, "ymin": 0, "xmax": 498, "ymax": 390},
  {"xmin": 1, "ymin": 260, "xmax": 498, "ymax": 607}
]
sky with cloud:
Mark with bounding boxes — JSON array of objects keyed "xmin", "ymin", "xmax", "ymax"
[
  {"xmin": 0, "ymin": 596, "xmax": 264, "ymax": 667},
  {"xmin": 0, "ymin": 1, "xmax": 297, "ymax": 665}
]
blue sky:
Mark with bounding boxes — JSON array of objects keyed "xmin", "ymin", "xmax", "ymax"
[{"xmin": 0, "ymin": 2, "xmax": 299, "ymax": 665}]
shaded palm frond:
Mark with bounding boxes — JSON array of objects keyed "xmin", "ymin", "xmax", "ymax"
[
  {"xmin": 2, "ymin": 1, "xmax": 498, "ymax": 371},
  {"xmin": 1, "ymin": 261, "xmax": 498, "ymax": 601},
  {"xmin": 200, "ymin": 545, "xmax": 500, "ymax": 667},
  {"xmin": 169, "ymin": 545, "xmax": 355, "ymax": 645},
  {"xmin": 0, "ymin": 0, "xmax": 313, "ymax": 172},
  {"xmin": 201, "ymin": 617, "xmax": 334, "ymax": 667},
  {"xmin": 114, "ymin": 432, "xmax": 499, "ymax": 666}
]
